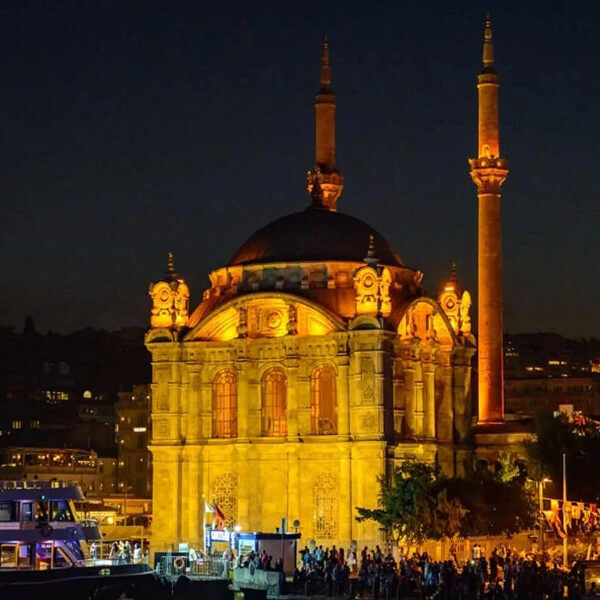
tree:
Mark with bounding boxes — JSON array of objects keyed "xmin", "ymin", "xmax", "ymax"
[
  {"xmin": 525, "ymin": 410, "xmax": 600, "ymax": 502},
  {"xmin": 447, "ymin": 464, "xmax": 536, "ymax": 537},
  {"xmin": 355, "ymin": 461, "xmax": 468, "ymax": 545},
  {"xmin": 356, "ymin": 458, "xmax": 536, "ymax": 543}
]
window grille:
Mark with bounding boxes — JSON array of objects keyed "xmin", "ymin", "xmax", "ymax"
[
  {"xmin": 261, "ymin": 368, "xmax": 287, "ymax": 437},
  {"xmin": 310, "ymin": 365, "xmax": 337, "ymax": 434},
  {"xmin": 212, "ymin": 370, "xmax": 237, "ymax": 438}
]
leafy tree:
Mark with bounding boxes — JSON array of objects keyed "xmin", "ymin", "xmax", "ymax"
[
  {"xmin": 447, "ymin": 464, "xmax": 536, "ymax": 536},
  {"xmin": 496, "ymin": 451, "xmax": 521, "ymax": 483},
  {"xmin": 525, "ymin": 410, "xmax": 600, "ymax": 502},
  {"xmin": 356, "ymin": 458, "xmax": 535, "ymax": 542},
  {"xmin": 355, "ymin": 461, "xmax": 467, "ymax": 544}
]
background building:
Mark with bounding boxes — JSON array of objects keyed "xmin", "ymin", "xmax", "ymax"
[{"xmin": 116, "ymin": 384, "xmax": 152, "ymax": 498}]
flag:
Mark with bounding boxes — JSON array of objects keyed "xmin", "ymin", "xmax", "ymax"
[
  {"xmin": 204, "ymin": 501, "xmax": 215, "ymax": 513},
  {"xmin": 550, "ymin": 500, "xmax": 565, "ymax": 538},
  {"xmin": 214, "ymin": 504, "xmax": 226, "ymax": 522}
]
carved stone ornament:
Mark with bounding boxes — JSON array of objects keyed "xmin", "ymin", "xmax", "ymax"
[
  {"xmin": 236, "ymin": 306, "xmax": 248, "ymax": 338},
  {"xmin": 469, "ymin": 156, "xmax": 508, "ymax": 195}
]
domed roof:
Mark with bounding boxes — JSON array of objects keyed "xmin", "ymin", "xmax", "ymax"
[{"xmin": 228, "ymin": 207, "xmax": 404, "ymax": 267}]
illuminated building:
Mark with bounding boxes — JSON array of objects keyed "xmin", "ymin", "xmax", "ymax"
[
  {"xmin": 116, "ymin": 384, "xmax": 152, "ymax": 498},
  {"xmin": 504, "ymin": 377, "xmax": 599, "ymax": 416},
  {"xmin": 0, "ymin": 447, "xmax": 116, "ymax": 495},
  {"xmin": 144, "ymin": 33, "xmax": 492, "ymax": 553}
]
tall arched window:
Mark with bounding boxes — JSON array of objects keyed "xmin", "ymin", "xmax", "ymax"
[
  {"xmin": 310, "ymin": 365, "xmax": 337, "ymax": 435},
  {"xmin": 261, "ymin": 367, "xmax": 287, "ymax": 437},
  {"xmin": 212, "ymin": 370, "xmax": 237, "ymax": 438}
]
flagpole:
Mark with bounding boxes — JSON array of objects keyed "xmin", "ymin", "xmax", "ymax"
[
  {"xmin": 562, "ymin": 453, "xmax": 568, "ymax": 568},
  {"xmin": 202, "ymin": 494, "xmax": 207, "ymax": 554}
]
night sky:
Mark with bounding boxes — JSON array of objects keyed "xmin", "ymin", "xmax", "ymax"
[{"xmin": 1, "ymin": 1, "xmax": 598, "ymax": 337}]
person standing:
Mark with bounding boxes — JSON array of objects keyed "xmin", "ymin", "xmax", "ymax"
[
  {"xmin": 188, "ymin": 545, "xmax": 197, "ymax": 573},
  {"xmin": 347, "ymin": 548, "xmax": 357, "ymax": 574},
  {"xmin": 90, "ymin": 541, "xmax": 99, "ymax": 561},
  {"xmin": 109, "ymin": 542, "xmax": 119, "ymax": 562}
]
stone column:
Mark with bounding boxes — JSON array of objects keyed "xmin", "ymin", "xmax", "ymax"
[
  {"xmin": 338, "ymin": 362, "xmax": 350, "ymax": 436},
  {"xmin": 423, "ymin": 363, "xmax": 436, "ymax": 439}
]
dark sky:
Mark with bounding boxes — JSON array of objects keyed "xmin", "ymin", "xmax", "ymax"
[{"xmin": 1, "ymin": 0, "xmax": 598, "ymax": 337}]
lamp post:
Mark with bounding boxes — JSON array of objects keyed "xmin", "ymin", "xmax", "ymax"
[
  {"xmin": 538, "ymin": 477, "xmax": 551, "ymax": 562},
  {"xmin": 562, "ymin": 453, "xmax": 568, "ymax": 568}
]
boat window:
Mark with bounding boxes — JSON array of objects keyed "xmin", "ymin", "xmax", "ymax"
[
  {"xmin": 21, "ymin": 502, "xmax": 33, "ymax": 522},
  {"xmin": 18, "ymin": 544, "xmax": 32, "ymax": 568},
  {"xmin": 65, "ymin": 540, "xmax": 84, "ymax": 561},
  {"xmin": 53, "ymin": 546, "xmax": 72, "ymax": 568},
  {"xmin": 35, "ymin": 501, "xmax": 49, "ymax": 521},
  {"xmin": 50, "ymin": 500, "xmax": 73, "ymax": 522},
  {"xmin": 0, "ymin": 544, "xmax": 17, "ymax": 568},
  {"xmin": 35, "ymin": 542, "xmax": 53, "ymax": 570},
  {"xmin": 0, "ymin": 501, "xmax": 14, "ymax": 521}
]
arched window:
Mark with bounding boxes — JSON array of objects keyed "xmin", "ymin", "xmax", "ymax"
[
  {"xmin": 261, "ymin": 367, "xmax": 287, "ymax": 437},
  {"xmin": 310, "ymin": 365, "xmax": 337, "ymax": 435},
  {"xmin": 212, "ymin": 370, "xmax": 237, "ymax": 438}
]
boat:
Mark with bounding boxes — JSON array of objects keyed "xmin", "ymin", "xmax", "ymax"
[{"xmin": 0, "ymin": 480, "xmax": 166, "ymax": 599}]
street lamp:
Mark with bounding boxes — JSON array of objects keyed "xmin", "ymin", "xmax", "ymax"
[{"xmin": 539, "ymin": 477, "xmax": 551, "ymax": 561}]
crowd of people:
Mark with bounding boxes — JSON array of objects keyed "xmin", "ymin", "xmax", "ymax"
[
  {"xmin": 235, "ymin": 547, "xmax": 285, "ymax": 572},
  {"xmin": 288, "ymin": 543, "xmax": 590, "ymax": 599},
  {"xmin": 90, "ymin": 540, "xmax": 147, "ymax": 564}
]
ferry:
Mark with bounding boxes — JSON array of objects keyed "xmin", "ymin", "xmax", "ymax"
[{"xmin": 0, "ymin": 480, "xmax": 165, "ymax": 600}]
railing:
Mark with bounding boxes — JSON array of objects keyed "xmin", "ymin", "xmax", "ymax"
[
  {"xmin": 79, "ymin": 517, "xmax": 99, "ymax": 528},
  {"xmin": 0, "ymin": 521, "xmax": 81, "ymax": 530},
  {"xmin": 0, "ymin": 480, "xmax": 81, "ymax": 491},
  {"xmin": 155, "ymin": 553, "xmax": 229, "ymax": 579},
  {"xmin": 79, "ymin": 557, "xmax": 150, "ymax": 567}
]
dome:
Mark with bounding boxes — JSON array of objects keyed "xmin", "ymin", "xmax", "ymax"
[{"xmin": 228, "ymin": 207, "xmax": 404, "ymax": 267}]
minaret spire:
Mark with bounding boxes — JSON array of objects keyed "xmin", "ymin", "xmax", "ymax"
[
  {"xmin": 307, "ymin": 37, "xmax": 344, "ymax": 211},
  {"xmin": 469, "ymin": 13, "xmax": 509, "ymax": 426},
  {"xmin": 483, "ymin": 11, "xmax": 494, "ymax": 68},
  {"xmin": 320, "ymin": 36, "xmax": 331, "ymax": 87}
]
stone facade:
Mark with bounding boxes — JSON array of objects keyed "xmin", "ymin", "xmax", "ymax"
[{"xmin": 147, "ymin": 276, "xmax": 476, "ymax": 552}]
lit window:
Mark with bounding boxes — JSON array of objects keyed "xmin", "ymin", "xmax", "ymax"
[
  {"xmin": 310, "ymin": 365, "xmax": 337, "ymax": 435},
  {"xmin": 212, "ymin": 370, "xmax": 237, "ymax": 438},
  {"xmin": 29, "ymin": 420, "xmax": 40, "ymax": 429},
  {"xmin": 12, "ymin": 421, "xmax": 21, "ymax": 430},
  {"xmin": 261, "ymin": 368, "xmax": 287, "ymax": 437}
]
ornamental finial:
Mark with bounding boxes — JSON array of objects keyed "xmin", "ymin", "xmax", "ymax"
[
  {"xmin": 320, "ymin": 36, "xmax": 331, "ymax": 88},
  {"xmin": 483, "ymin": 11, "xmax": 494, "ymax": 68},
  {"xmin": 364, "ymin": 234, "xmax": 378, "ymax": 266}
]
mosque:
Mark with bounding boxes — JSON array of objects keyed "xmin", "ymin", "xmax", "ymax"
[{"xmin": 145, "ymin": 17, "xmax": 518, "ymax": 552}]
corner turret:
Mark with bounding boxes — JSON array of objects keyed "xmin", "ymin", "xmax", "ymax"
[{"xmin": 149, "ymin": 252, "xmax": 190, "ymax": 330}]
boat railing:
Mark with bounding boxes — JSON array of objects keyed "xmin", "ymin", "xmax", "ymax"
[
  {"xmin": 155, "ymin": 552, "xmax": 228, "ymax": 578},
  {"xmin": 0, "ymin": 480, "xmax": 81, "ymax": 491},
  {"xmin": 78, "ymin": 557, "xmax": 150, "ymax": 568}
]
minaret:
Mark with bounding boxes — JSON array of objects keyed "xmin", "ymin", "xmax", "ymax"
[
  {"xmin": 469, "ymin": 14, "xmax": 509, "ymax": 425},
  {"xmin": 307, "ymin": 38, "xmax": 344, "ymax": 210}
]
